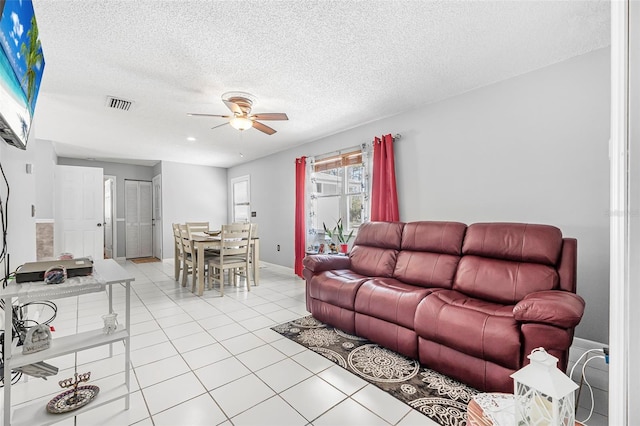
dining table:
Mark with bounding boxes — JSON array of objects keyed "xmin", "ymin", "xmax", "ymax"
[{"xmin": 187, "ymin": 232, "xmax": 260, "ymax": 296}]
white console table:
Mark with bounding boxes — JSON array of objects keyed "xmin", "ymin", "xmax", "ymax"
[{"xmin": 0, "ymin": 259, "xmax": 133, "ymax": 426}]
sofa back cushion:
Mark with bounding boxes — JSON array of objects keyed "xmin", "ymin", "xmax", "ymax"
[
  {"xmin": 454, "ymin": 256, "xmax": 559, "ymax": 304},
  {"xmin": 454, "ymin": 223, "xmax": 563, "ymax": 303},
  {"xmin": 350, "ymin": 221, "xmax": 404, "ymax": 277},
  {"xmin": 462, "ymin": 223, "xmax": 563, "ymax": 265},
  {"xmin": 394, "ymin": 221, "xmax": 466, "ymax": 288}
]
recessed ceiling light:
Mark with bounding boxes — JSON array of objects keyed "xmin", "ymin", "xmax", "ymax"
[
  {"xmin": 239, "ymin": 153, "xmax": 244, "ymax": 157},
  {"xmin": 187, "ymin": 136, "xmax": 196, "ymax": 141}
]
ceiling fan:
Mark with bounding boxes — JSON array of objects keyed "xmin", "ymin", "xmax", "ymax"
[{"xmin": 188, "ymin": 91, "xmax": 288, "ymax": 135}]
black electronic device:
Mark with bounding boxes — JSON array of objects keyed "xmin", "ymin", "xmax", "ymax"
[{"xmin": 15, "ymin": 258, "xmax": 94, "ymax": 283}]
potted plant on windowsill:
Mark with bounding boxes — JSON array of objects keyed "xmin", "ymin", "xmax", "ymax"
[{"xmin": 323, "ymin": 218, "xmax": 354, "ymax": 254}]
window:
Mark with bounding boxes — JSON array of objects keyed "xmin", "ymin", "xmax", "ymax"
[
  {"xmin": 231, "ymin": 175, "xmax": 250, "ymax": 223},
  {"xmin": 310, "ymin": 148, "xmax": 368, "ymax": 236}
]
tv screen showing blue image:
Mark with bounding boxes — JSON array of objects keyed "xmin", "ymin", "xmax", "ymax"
[{"xmin": 0, "ymin": 0, "xmax": 44, "ymax": 150}]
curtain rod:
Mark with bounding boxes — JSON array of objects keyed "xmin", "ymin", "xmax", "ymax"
[
  {"xmin": 374, "ymin": 133, "xmax": 401, "ymax": 142},
  {"xmin": 372, "ymin": 133, "xmax": 401, "ymax": 144},
  {"xmin": 304, "ymin": 134, "xmax": 402, "ymax": 161}
]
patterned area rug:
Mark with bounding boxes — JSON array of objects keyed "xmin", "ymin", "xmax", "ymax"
[{"xmin": 272, "ymin": 316, "xmax": 479, "ymax": 426}]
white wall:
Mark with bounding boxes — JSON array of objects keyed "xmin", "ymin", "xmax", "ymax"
[
  {"xmin": 33, "ymin": 139, "xmax": 56, "ymax": 220},
  {"xmin": 160, "ymin": 161, "xmax": 227, "ymax": 259},
  {"xmin": 0, "ymin": 139, "xmax": 38, "ymax": 272},
  {"xmin": 229, "ymin": 48, "xmax": 610, "ymax": 343}
]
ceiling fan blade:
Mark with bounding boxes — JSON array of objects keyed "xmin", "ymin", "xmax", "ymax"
[
  {"xmin": 212, "ymin": 122, "xmax": 230, "ymax": 130},
  {"xmin": 252, "ymin": 121, "xmax": 277, "ymax": 135},
  {"xmin": 251, "ymin": 113, "xmax": 288, "ymax": 121},
  {"xmin": 223, "ymin": 99, "xmax": 243, "ymax": 115},
  {"xmin": 188, "ymin": 113, "xmax": 232, "ymax": 118}
]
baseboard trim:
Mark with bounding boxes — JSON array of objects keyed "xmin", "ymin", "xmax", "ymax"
[{"xmin": 573, "ymin": 336, "xmax": 608, "ymax": 351}]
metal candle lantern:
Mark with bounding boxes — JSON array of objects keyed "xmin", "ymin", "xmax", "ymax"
[{"xmin": 510, "ymin": 347, "xmax": 578, "ymax": 426}]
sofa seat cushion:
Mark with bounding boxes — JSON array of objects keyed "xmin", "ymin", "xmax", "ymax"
[
  {"xmin": 307, "ymin": 270, "xmax": 369, "ymax": 310},
  {"xmin": 415, "ymin": 290, "xmax": 521, "ymax": 370},
  {"xmin": 355, "ymin": 278, "xmax": 435, "ymax": 330}
]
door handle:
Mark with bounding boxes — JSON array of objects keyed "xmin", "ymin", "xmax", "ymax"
[{"xmin": 97, "ymin": 223, "xmax": 102, "ymax": 227}]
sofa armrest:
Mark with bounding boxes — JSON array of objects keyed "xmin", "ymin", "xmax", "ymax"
[
  {"xmin": 302, "ymin": 254, "xmax": 351, "ymax": 273},
  {"xmin": 513, "ymin": 290, "xmax": 585, "ymax": 328}
]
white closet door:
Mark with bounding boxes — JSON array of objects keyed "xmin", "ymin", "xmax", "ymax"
[
  {"xmin": 138, "ymin": 181, "xmax": 153, "ymax": 257},
  {"xmin": 152, "ymin": 174, "xmax": 163, "ymax": 259},
  {"xmin": 125, "ymin": 180, "xmax": 140, "ymax": 258},
  {"xmin": 125, "ymin": 180, "xmax": 153, "ymax": 258}
]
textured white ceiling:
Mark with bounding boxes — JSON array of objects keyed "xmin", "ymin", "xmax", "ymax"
[{"xmin": 32, "ymin": 0, "xmax": 610, "ymax": 168}]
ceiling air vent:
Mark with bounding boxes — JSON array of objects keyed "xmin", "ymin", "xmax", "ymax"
[{"xmin": 106, "ymin": 96, "xmax": 133, "ymax": 111}]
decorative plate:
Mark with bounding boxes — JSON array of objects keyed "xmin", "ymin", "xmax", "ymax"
[{"xmin": 46, "ymin": 385, "xmax": 100, "ymax": 414}]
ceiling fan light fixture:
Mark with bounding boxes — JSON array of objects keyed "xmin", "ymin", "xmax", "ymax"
[{"xmin": 230, "ymin": 116, "xmax": 253, "ymax": 131}]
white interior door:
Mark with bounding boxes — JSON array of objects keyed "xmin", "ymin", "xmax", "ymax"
[
  {"xmin": 139, "ymin": 181, "xmax": 153, "ymax": 257},
  {"xmin": 103, "ymin": 177, "xmax": 114, "ymax": 259},
  {"xmin": 152, "ymin": 174, "xmax": 162, "ymax": 259},
  {"xmin": 231, "ymin": 175, "xmax": 251, "ymax": 223},
  {"xmin": 54, "ymin": 165, "xmax": 104, "ymax": 259},
  {"xmin": 125, "ymin": 180, "xmax": 139, "ymax": 258},
  {"xmin": 125, "ymin": 180, "xmax": 153, "ymax": 258}
]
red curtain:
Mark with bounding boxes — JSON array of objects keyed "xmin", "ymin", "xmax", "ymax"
[
  {"xmin": 371, "ymin": 134, "xmax": 399, "ymax": 222},
  {"xmin": 294, "ymin": 156, "xmax": 307, "ymax": 278}
]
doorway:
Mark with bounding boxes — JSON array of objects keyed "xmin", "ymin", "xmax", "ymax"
[
  {"xmin": 152, "ymin": 174, "xmax": 162, "ymax": 260},
  {"xmin": 231, "ymin": 175, "xmax": 251, "ymax": 222},
  {"xmin": 54, "ymin": 165, "xmax": 104, "ymax": 259},
  {"xmin": 103, "ymin": 175, "xmax": 116, "ymax": 259},
  {"xmin": 125, "ymin": 179, "xmax": 153, "ymax": 259}
]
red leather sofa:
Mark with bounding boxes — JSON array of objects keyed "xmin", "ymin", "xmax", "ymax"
[{"xmin": 302, "ymin": 221, "xmax": 585, "ymax": 392}]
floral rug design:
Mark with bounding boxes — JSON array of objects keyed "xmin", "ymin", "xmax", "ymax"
[{"xmin": 272, "ymin": 316, "xmax": 479, "ymax": 426}]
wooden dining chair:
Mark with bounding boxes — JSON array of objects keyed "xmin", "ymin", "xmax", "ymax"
[
  {"xmin": 247, "ymin": 223, "xmax": 258, "ymax": 287},
  {"xmin": 180, "ymin": 224, "xmax": 218, "ymax": 292},
  {"xmin": 172, "ymin": 223, "xmax": 185, "ymax": 282},
  {"xmin": 178, "ymin": 225, "xmax": 195, "ymax": 288},
  {"xmin": 207, "ymin": 223, "xmax": 252, "ymax": 296},
  {"xmin": 232, "ymin": 222, "xmax": 258, "ymax": 287}
]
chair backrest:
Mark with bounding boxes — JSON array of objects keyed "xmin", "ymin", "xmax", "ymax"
[
  {"xmin": 186, "ymin": 222, "xmax": 209, "ymax": 239},
  {"xmin": 232, "ymin": 221, "xmax": 258, "ymax": 237},
  {"xmin": 179, "ymin": 224, "xmax": 194, "ymax": 257},
  {"xmin": 220, "ymin": 223, "xmax": 252, "ymax": 257},
  {"xmin": 172, "ymin": 223, "xmax": 184, "ymax": 256}
]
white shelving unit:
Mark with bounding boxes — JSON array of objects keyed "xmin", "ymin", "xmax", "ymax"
[{"xmin": 0, "ymin": 259, "xmax": 134, "ymax": 426}]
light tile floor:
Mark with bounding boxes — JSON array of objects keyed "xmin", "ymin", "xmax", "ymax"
[{"xmin": 3, "ymin": 260, "xmax": 439, "ymax": 426}]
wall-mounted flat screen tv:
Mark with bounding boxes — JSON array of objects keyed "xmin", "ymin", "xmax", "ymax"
[{"xmin": 0, "ymin": 0, "xmax": 44, "ymax": 150}]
